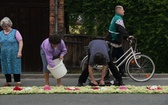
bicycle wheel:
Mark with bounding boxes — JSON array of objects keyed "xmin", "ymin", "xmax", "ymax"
[
  {"xmin": 126, "ymin": 54, "xmax": 155, "ymax": 82},
  {"xmin": 81, "ymin": 55, "xmax": 109, "ymax": 81}
]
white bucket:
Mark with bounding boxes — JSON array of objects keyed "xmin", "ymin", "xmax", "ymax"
[{"xmin": 47, "ymin": 59, "xmax": 67, "ymax": 79}]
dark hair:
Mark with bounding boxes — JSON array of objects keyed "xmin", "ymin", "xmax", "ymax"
[
  {"xmin": 49, "ymin": 34, "xmax": 61, "ymax": 44},
  {"xmin": 93, "ymin": 52, "xmax": 105, "ymax": 65}
]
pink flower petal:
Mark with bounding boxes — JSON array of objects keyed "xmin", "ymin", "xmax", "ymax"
[
  {"xmin": 44, "ymin": 85, "xmax": 51, "ymax": 90},
  {"xmin": 65, "ymin": 87, "xmax": 79, "ymax": 91},
  {"xmin": 119, "ymin": 86, "xmax": 127, "ymax": 90}
]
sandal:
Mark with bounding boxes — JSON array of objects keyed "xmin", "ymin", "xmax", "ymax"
[
  {"xmin": 16, "ymin": 82, "xmax": 22, "ymax": 87},
  {"xmin": 3, "ymin": 83, "xmax": 11, "ymax": 87},
  {"xmin": 57, "ymin": 84, "xmax": 63, "ymax": 87}
]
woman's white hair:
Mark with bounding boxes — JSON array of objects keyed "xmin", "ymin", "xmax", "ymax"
[{"xmin": 0, "ymin": 17, "xmax": 13, "ymax": 27}]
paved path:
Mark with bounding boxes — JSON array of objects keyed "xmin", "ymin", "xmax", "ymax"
[
  {"xmin": 0, "ymin": 73, "xmax": 167, "ymax": 86},
  {"xmin": 0, "ymin": 94, "xmax": 168, "ymax": 105}
]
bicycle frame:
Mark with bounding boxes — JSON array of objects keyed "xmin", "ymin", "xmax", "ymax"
[
  {"xmin": 81, "ymin": 39, "xmax": 142, "ymax": 71},
  {"xmin": 113, "ymin": 44, "xmax": 141, "ymax": 70},
  {"xmin": 80, "ymin": 39, "xmax": 155, "ymax": 82}
]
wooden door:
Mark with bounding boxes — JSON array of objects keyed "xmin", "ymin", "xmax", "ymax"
[{"xmin": 0, "ymin": 0, "xmax": 49, "ymax": 72}]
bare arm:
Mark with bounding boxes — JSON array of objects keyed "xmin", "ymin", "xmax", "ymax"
[
  {"xmin": 17, "ymin": 40, "xmax": 23, "ymax": 58},
  {"xmin": 88, "ymin": 65, "xmax": 98, "ymax": 85}
]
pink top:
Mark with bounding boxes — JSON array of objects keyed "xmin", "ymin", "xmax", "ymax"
[{"xmin": 15, "ymin": 30, "xmax": 23, "ymax": 41}]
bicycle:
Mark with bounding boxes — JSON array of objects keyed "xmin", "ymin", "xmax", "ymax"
[{"xmin": 80, "ymin": 38, "xmax": 155, "ymax": 82}]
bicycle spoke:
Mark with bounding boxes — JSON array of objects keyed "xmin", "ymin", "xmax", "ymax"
[{"xmin": 127, "ymin": 54, "xmax": 155, "ymax": 82}]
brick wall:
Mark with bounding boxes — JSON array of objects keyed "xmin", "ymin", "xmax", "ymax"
[
  {"xmin": 49, "ymin": 0, "xmax": 64, "ymax": 35},
  {"xmin": 49, "ymin": 0, "xmax": 56, "ymax": 35},
  {"xmin": 57, "ymin": 0, "xmax": 64, "ymax": 33}
]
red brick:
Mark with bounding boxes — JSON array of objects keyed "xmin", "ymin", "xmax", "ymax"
[{"xmin": 49, "ymin": 0, "xmax": 64, "ymax": 35}]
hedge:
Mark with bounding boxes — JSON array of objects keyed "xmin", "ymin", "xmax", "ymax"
[{"xmin": 65, "ymin": 0, "xmax": 168, "ymax": 73}]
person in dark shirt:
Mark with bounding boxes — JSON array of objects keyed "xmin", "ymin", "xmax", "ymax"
[{"xmin": 77, "ymin": 39, "xmax": 123, "ymax": 86}]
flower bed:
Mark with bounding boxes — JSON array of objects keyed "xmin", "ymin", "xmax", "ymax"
[{"xmin": 0, "ymin": 85, "xmax": 168, "ymax": 95}]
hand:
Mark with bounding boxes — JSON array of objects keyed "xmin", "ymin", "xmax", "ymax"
[
  {"xmin": 91, "ymin": 81, "xmax": 98, "ymax": 85},
  {"xmin": 127, "ymin": 35, "xmax": 134, "ymax": 40},
  {"xmin": 59, "ymin": 56, "xmax": 64, "ymax": 60},
  {"xmin": 99, "ymin": 80, "xmax": 105, "ymax": 85},
  {"xmin": 17, "ymin": 52, "xmax": 22, "ymax": 58}
]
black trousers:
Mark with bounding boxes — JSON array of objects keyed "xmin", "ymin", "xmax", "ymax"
[
  {"xmin": 5, "ymin": 74, "xmax": 21, "ymax": 82},
  {"xmin": 78, "ymin": 52, "xmax": 90, "ymax": 83},
  {"xmin": 111, "ymin": 46, "xmax": 125, "ymax": 75},
  {"xmin": 78, "ymin": 48, "xmax": 122, "ymax": 83},
  {"xmin": 108, "ymin": 46, "xmax": 122, "ymax": 82}
]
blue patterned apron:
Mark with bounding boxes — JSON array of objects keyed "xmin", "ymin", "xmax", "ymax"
[{"xmin": 0, "ymin": 29, "xmax": 21, "ymax": 74}]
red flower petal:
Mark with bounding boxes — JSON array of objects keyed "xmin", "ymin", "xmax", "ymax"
[
  {"xmin": 93, "ymin": 86, "xmax": 99, "ymax": 90},
  {"xmin": 13, "ymin": 86, "xmax": 23, "ymax": 91}
]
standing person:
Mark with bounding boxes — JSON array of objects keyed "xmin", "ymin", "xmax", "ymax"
[
  {"xmin": 106, "ymin": 5, "xmax": 133, "ymax": 77},
  {"xmin": 77, "ymin": 39, "xmax": 123, "ymax": 86},
  {"xmin": 40, "ymin": 34, "xmax": 67, "ymax": 89},
  {"xmin": 0, "ymin": 17, "xmax": 23, "ymax": 86}
]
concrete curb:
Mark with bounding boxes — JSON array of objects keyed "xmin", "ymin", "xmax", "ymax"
[
  {"xmin": 0, "ymin": 73, "xmax": 80, "ymax": 79},
  {"xmin": 21, "ymin": 73, "xmax": 80, "ymax": 79}
]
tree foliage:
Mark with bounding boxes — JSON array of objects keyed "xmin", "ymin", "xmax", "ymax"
[{"xmin": 65, "ymin": 0, "xmax": 168, "ymax": 72}]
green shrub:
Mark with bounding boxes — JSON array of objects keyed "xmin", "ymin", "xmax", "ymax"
[{"xmin": 65, "ymin": 0, "xmax": 168, "ymax": 72}]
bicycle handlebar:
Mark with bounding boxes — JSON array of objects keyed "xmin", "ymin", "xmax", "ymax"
[
  {"xmin": 127, "ymin": 37, "xmax": 137, "ymax": 50},
  {"xmin": 127, "ymin": 37, "xmax": 136, "ymax": 43}
]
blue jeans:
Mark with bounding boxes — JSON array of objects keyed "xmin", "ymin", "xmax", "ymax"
[
  {"xmin": 40, "ymin": 49, "xmax": 50, "ymax": 73},
  {"xmin": 40, "ymin": 48, "xmax": 60, "ymax": 73}
]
